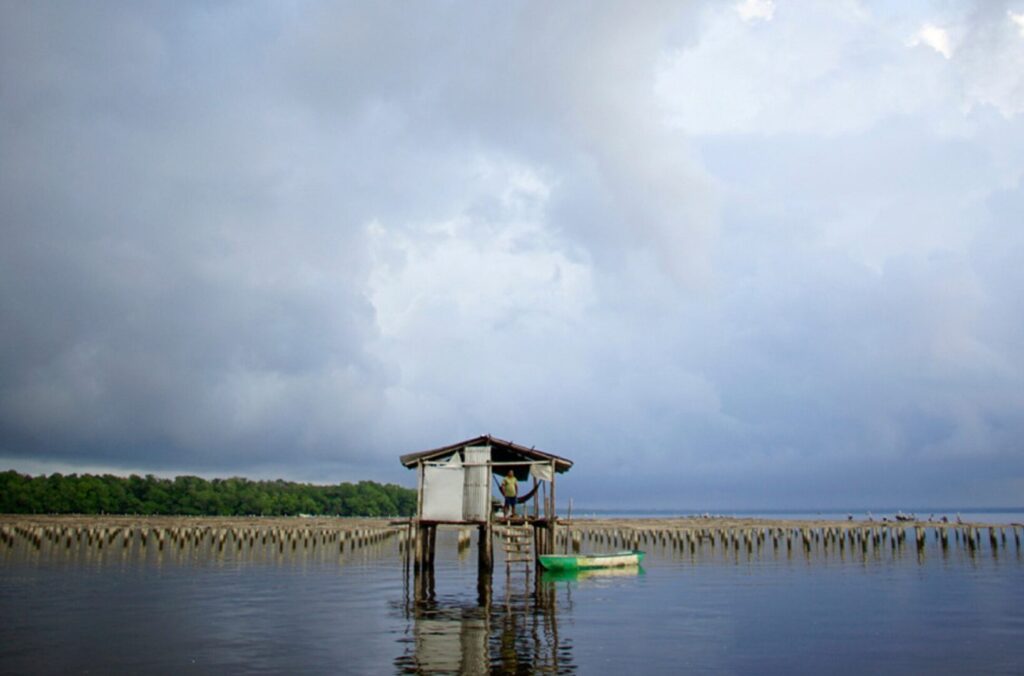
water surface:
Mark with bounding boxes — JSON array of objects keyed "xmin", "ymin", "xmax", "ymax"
[{"xmin": 1, "ymin": 527, "xmax": 1021, "ymax": 674}]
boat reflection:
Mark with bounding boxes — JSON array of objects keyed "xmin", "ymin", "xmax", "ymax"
[
  {"xmin": 395, "ymin": 569, "xmax": 575, "ymax": 674},
  {"xmin": 541, "ymin": 564, "xmax": 645, "ymax": 584}
]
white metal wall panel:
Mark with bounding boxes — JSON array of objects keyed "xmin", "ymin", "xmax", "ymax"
[
  {"xmin": 462, "ymin": 445, "xmax": 491, "ymax": 522},
  {"xmin": 421, "ymin": 464, "xmax": 464, "ymax": 521}
]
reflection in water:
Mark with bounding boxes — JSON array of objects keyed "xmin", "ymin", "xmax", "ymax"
[
  {"xmin": 541, "ymin": 565, "xmax": 644, "ymax": 584},
  {"xmin": 396, "ymin": 568, "xmax": 577, "ymax": 674},
  {"xmin": 397, "ymin": 601, "xmax": 489, "ymax": 674},
  {"xmin": 4, "ymin": 521, "xmax": 1020, "ymax": 673}
]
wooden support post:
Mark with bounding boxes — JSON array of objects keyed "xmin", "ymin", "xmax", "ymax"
[
  {"xmin": 426, "ymin": 525, "xmax": 437, "ymax": 568},
  {"xmin": 532, "ymin": 524, "xmax": 540, "ymax": 565},
  {"xmin": 550, "ymin": 460, "xmax": 556, "ymax": 521},
  {"xmin": 478, "ymin": 523, "xmax": 493, "ymax": 573},
  {"xmin": 422, "ymin": 525, "xmax": 431, "ymax": 568},
  {"xmin": 529, "ymin": 520, "xmax": 556, "ymax": 566},
  {"xmin": 416, "ymin": 462, "xmax": 425, "ymax": 519},
  {"xmin": 403, "ymin": 522, "xmax": 411, "ymax": 573},
  {"xmin": 413, "ymin": 522, "xmax": 424, "ymax": 572},
  {"xmin": 476, "ymin": 566, "xmax": 492, "ymax": 609},
  {"xmin": 536, "ymin": 473, "xmax": 544, "ymax": 520}
]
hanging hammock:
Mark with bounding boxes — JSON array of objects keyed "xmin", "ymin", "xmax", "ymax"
[
  {"xmin": 516, "ymin": 481, "xmax": 541, "ymax": 505},
  {"xmin": 492, "ymin": 475, "xmax": 542, "ymax": 504}
]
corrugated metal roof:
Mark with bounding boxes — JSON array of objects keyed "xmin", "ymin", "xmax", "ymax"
[{"xmin": 399, "ymin": 434, "xmax": 573, "ymax": 473}]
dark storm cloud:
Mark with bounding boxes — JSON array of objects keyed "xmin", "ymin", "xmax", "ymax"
[
  {"xmin": 0, "ymin": 1, "xmax": 387, "ymax": 472},
  {"xmin": 1, "ymin": 1, "xmax": 1023, "ymax": 506},
  {"xmin": 1, "ymin": 0, "xmax": 712, "ymax": 476}
]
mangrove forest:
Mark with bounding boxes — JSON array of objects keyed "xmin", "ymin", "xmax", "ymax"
[{"xmin": 0, "ymin": 470, "xmax": 416, "ymax": 517}]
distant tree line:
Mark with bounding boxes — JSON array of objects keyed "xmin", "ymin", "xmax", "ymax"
[{"xmin": 0, "ymin": 471, "xmax": 417, "ymax": 517}]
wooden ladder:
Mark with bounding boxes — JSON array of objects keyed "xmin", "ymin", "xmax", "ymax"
[{"xmin": 499, "ymin": 524, "xmax": 533, "ymax": 572}]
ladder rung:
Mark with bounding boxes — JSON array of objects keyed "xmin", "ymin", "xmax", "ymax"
[{"xmin": 498, "ymin": 524, "xmax": 532, "ymax": 571}]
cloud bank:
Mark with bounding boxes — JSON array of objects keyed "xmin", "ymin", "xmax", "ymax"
[{"xmin": 2, "ymin": 1, "xmax": 1023, "ymax": 508}]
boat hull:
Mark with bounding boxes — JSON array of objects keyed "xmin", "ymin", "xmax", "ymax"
[{"xmin": 538, "ymin": 550, "xmax": 645, "ymax": 571}]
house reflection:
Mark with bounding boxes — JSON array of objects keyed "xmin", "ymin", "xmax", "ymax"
[{"xmin": 395, "ymin": 570, "xmax": 575, "ymax": 674}]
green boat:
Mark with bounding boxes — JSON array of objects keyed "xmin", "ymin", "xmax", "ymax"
[{"xmin": 537, "ymin": 549, "xmax": 645, "ymax": 571}]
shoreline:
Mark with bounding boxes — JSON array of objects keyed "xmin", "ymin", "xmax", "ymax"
[
  {"xmin": 1, "ymin": 513, "xmax": 1020, "ymax": 529},
  {"xmin": 565, "ymin": 515, "xmax": 1024, "ymax": 529}
]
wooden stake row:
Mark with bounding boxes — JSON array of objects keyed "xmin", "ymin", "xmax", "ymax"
[
  {"xmin": 0, "ymin": 523, "xmax": 400, "ymax": 553},
  {"xmin": 553, "ymin": 524, "xmax": 1022, "ymax": 557}
]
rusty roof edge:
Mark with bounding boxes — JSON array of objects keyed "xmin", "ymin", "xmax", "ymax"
[
  {"xmin": 398, "ymin": 434, "xmax": 489, "ymax": 467},
  {"xmin": 399, "ymin": 434, "xmax": 573, "ymax": 471}
]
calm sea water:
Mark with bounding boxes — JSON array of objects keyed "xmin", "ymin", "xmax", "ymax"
[
  {"xmin": 573, "ymin": 508, "xmax": 1024, "ymax": 524},
  {"xmin": 1, "ymin": 527, "xmax": 1022, "ymax": 675}
]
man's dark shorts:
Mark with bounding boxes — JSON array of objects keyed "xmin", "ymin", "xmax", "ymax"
[{"xmin": 504, "ymin": 496, "xmax": 516, "ymax": 508}]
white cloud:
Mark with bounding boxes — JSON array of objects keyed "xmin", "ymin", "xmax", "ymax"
[
  {"xmin": 656, "ymin": 3, "xmax": 948, "ymax": 135},
  {"xmin": 735, "ymin": 0, "xmax": 774, "ymax": 23},
  {"xmin": 909, "ymin": 22, "xmax": 953, "ymax": 59},
  {"xmin": 1010, "ymin": 11, "xmax": 1024, "ymax": 38},
  {"xmin": 365, "ymin": 155, "xmax": 598, "ymax": 441},
  {"xmin": 657, "ymin": 3, "xmax": 1024, "ymax": 136},
  {"xmin": 366, "ymin": 175, "xmax": 594, "ymax": 343},
  {"xmin": 956, "ymin": 9, "xmax": 1024, "ymax": 118}
]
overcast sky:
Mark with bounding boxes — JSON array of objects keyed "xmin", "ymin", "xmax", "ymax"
[{"xmin": 2, "ymin": 0, "xmax": 1024, "ymax": 509}]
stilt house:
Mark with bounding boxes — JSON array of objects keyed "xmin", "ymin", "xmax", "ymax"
[
  {"xmin": 400, "ymin": 434, "xmax": 573, "ymax": 524},
  {"xmin": 399, "ymin": 434, "xmax": 573, "ymax": 571}
]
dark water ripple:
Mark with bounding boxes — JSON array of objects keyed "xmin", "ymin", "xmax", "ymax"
[{"xmin": 1, "ymin": 530, "xmax": 1022, "ymax": 674}]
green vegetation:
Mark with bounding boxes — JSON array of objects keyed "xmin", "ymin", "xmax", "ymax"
[{"xmin": 0, "ymin": 470, "xmax": 416, "ymax": 517}]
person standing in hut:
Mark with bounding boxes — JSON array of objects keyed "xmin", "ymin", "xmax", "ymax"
[{"xmin": 501, "ymin": 470, "xmax": 518, "ymax": 519}]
